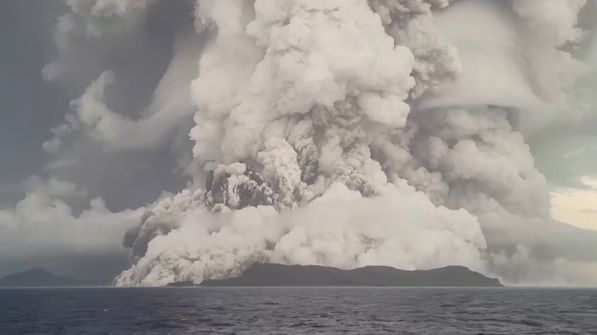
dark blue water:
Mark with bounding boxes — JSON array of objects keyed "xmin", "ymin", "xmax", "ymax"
[{"xmin": 1, "ymin": 287, "xmax": 596, "ymax": 334}]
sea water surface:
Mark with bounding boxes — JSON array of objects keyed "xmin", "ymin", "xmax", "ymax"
[{"xmin": 1, "ymin": 287, "xmax": 596, "ymax": 334}]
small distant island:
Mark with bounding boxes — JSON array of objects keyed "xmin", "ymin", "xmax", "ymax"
[
  {"xmin": 0, "ymin": 268, "xmax": 98, "ymax": 288},
  {"xmin": 170, "ymin": 263, "xmax": 503, "ymax": 287}
]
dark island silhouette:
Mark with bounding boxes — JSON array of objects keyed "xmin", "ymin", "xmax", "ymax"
[
  {"xmin": 0, "ymin": 268, "xmax": 83, "ymax": 287},
  {"xmin": 1, "ymin": 264, "xmax": 502, "ymax": 287},
  {"xmin": 0, "ymin": 268, "xmax": 111, "ymax": 287},
  {"xmin": 194, "ymin": 263, "xmax": 502, "ymax": 287}
]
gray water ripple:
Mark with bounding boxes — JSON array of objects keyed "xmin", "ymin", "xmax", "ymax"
[{"xmin": 0, "ymin": 287, "xmax": 596, "ymax": 334}]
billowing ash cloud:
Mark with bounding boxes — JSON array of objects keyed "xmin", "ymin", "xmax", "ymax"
[{"xmin": 4, "ymin": 0, "xmax": 597, "ymax": 286}]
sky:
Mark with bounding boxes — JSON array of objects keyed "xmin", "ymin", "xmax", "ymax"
[
  {"xmin": 0, "ymin": 0, "xmax": 596, "ymax": 285},
  {"xmin": 0, "ymin": 1, "xmax": 67, "ymax": 205},
  {"xmin": 551, "ymin": 178, "xmax": 597, "ymax": 231},
  {"xmin": 0, "ymin": 1, "xmax": 129, "ymax": 280}
]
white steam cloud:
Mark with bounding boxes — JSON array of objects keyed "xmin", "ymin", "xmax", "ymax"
[{"xmin": 4, "ymin": 0, "xmax": 597, "ymax": 286}]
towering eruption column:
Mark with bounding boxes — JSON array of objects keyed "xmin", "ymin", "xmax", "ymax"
[
  {"xmin": 114, "ymin": 0, "xmax": 597, "ymax": 286},
  {"xmin": 115, "ymin": 0, "xmax": 489, "ymax": 287}
]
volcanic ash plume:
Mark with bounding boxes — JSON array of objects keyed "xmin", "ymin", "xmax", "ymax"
[{"xmin": 45, "ymin": 0, "xmax": 594, "ymax": 286}]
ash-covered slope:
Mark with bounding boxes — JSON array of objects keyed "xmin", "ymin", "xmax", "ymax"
[{"xmin": 200, "ymin": 263, "xmax": 502, "ymax": 287}]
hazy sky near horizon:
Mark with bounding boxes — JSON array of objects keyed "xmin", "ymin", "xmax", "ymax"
[{"xmin": 0, "ymin": 0, "xmax": 597, "ymax": 281}]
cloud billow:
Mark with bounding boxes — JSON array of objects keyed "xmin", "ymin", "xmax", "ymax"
[{"xmin": 3, "ymin": 0, "xmax": 597, "ymax": 286}]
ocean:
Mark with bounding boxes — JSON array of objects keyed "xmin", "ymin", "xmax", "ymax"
[{"xmin": 1, "ymin": 287, "xmax": 596, "ymax": 334}]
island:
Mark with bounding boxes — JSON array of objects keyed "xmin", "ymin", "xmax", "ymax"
[
  {"xmin": 0, "ymin": 268, "xmax": 91, "ymax": 287},
  {"xmin": 197, "ymin": 263, "xmax": 503, "ymax": 287}
]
